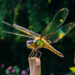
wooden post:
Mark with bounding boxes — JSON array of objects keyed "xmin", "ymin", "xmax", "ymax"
[{"xmin": 28, "ymin": 57, "xmax": 41, "ymax": 75}]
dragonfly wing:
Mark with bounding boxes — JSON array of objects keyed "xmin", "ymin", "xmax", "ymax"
[
  {"xmin": 41, "ymin": 8, "xmax": 69, "ymax": 37},
  {"xmin": 43, "ymin": 40, "xmax": 64, "ymax": 57},
  {"xmin": 45, "ymin": 22, "xmax": 75, "ymax": 43},
  {"xmin": 2, "ymin": 21, "xmax": 40, "ymax": 38},
  {"xmin": 2, "ymin": 31, "xmax": 34, "ymax": 38},
  {"xmin": 13, "ymin": 24, "xmax": 40, "ymax": 38}
]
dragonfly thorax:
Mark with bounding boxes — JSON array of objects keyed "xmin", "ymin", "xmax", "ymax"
[{"xmin": 26, "ymin": 39, "xmax": 44, "ymax": 49}]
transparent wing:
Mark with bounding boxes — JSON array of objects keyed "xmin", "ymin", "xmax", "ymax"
[
  {"xmin": 43, "ymin": 40, "xmax": 64, "ymax": 57},
  {"xmin": 2, "ymin": 31, "xmax": 34, "ymax": 38},
  {"xmin": 2, "ymin": 21, "xmax": 40, "ymax": 38},
  {"xmin": 44, "ymin": 22, "xmax": 75, "ymax": 43},
  {"xmin": 41, "ymin": 8, "xmax": 69, "ymax": 37}
]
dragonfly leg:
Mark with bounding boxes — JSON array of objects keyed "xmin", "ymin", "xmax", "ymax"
[
  {"xmin": 34, "ymin": 49, "xmax": 42, "ymax": 58},
  {"xmin": 35, "ymin": 49, "xmax": 42, "ymax": 58},
  {"xmin": 29, "ymin": 49, "xmax": 42, "ymax": 58},
  {"xmin": 34, "ymin": 50, "xmax": 38, "ymax": 57},
  {"xmin": 29, "ymin": 49, "xmax": 35, "ymax": 57},
  {"xmin": 38, "ymin": 50, "xmax": 42, "ymax": 58}
]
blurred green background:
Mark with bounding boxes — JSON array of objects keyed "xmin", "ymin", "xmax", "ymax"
[{"xmin": 0, "ymin": 0, "xmax": 75, "ymax": 75}]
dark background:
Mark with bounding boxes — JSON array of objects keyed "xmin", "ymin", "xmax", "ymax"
[{"xmin": 0, "ymin": 0, "xmax": 75, "ymax": 75}]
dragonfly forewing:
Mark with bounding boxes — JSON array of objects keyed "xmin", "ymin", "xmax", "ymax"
[
  {"xmin": 41, "ymin": 8, "xmax": 69, "ymax": 37},
  {"xmin": 13, "ymin": 24, "xmax": 40, "ymax": 38},
  {"xmin": 2, "ymin": 21, "xmax": 40, "ymax": 39}
]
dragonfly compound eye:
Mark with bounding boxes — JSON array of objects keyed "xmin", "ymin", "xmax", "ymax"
[
  {"xmin": 26, "ymin": 40, "xmax": 34, "ymax": 49},
  {"xmin": 27, "ymin": 40, "xmax": 33, "ymax": 44}
]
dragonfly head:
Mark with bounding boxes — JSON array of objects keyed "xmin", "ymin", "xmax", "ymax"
[{"xmin": 26, "ymin": 40, "xmax": 34, "ymax": 49}]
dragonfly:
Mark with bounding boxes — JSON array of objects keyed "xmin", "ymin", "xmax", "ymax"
[{"xmin": 2, "ymin": 8, "xmax": 75, "ymax": 58}]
